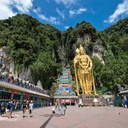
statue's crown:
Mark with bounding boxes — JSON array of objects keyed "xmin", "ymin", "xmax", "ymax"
[{"xmin": 79, "ymin": 44, "xmax": 84, "ymax": 51}]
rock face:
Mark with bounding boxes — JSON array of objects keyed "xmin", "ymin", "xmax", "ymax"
[
  {"xmin": 0, "ymin": 14, "xmax": 105, "ymax": 82},
  {"xmin": 0, "ymin": 46, "xmax": 31, "ymax": 81},
  {"xmin": 77, "ymin": 34, "xmax": 104, "ymax": 62},
  {"xmin": 92, "ymin": 43, "xmax": 104, "ymax": 63},
  {"xmin": 4, "ymin": 33, "xmax": 104, "ymax": 81},
  {"xmin": 0, "ymin": 32, "xmax": 104, "ymax": 83},
  {"xmin": 59, "ymin": 34, "xmax": 104, "ymax": 68},
  {"xmin": 77, "ymin": 34, "xmax": 92, "ymax": 43},
  {"xmin": 6, "ymin": 61, "xmax": 31, "ymax": 80}
]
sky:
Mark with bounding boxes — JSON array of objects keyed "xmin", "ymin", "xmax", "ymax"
[{"xmin": 0, "ymin": 0, "xmax": 128, "ymax": 31}]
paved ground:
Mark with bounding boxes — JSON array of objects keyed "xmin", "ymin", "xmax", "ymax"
[{"xmin": 0, "ymin": 106, "xmax": 128, "ymax": 128}]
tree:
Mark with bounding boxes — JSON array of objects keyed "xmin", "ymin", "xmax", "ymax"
[{"xmin": 30, "ymin": 52, "xmax": 61, "ymax": 89}]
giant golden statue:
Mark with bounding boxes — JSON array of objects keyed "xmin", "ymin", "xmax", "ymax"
[{"xmin": 74, "ymin": 45, "xmax": 97, "ymax": 96}]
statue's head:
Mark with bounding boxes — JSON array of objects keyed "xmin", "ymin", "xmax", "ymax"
[{"xmin": 79, "ymin": 45, "xmax": 85, "ymax": 55}]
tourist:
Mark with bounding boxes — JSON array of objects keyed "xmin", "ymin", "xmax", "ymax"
[
  {"xmin": 58, "ymin": 102, "xmax": 61, "ymax": 111},
  {"xmin": 52, "ymin": 106, "xmax": 55, "ymax": 114},
  {"xmin": 78, "ymin": 98, "xmax": 83, "ymax": 108},
  {"xmin": 22, "ymin": 100, "xmax": 27, "ymax": 118},
  {"xmin": 29, "ymin": 100, "xmax": 34, "ymax": 117},
  {"xmin": 8, "ymin": 99, "xmax": 14, "ymax": 118},
  {"xmin": 1, "ymin": 102, "xmax": 5, "ymax": 117},
  {"xmin": 15, "ymin": 101, "xmax": 20, "ymax": 110},
  {"xmin": 60, "ymin": 103, "xmax": 64, "ymax": 116},
  {"xmin": 50, "ymin": 102, "xmax": 52, "ymax": 106},
  {"xmin": 63, "ymin": 102, "xmax": 67, "ymax": 116}
]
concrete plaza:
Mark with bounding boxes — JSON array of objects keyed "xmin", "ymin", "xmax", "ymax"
[{"xmin": 0, "ymin": 106, "xmax": 128, "ymax": 128}]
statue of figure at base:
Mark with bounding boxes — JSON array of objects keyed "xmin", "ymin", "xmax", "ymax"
[{"xmin": 74, "ymin": 44, "xmax": 98, "ymax": 96}]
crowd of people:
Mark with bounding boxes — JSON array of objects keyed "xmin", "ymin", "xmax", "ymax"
[
  {"xmin": 0, "ymin": 99, "xmax": 34, "ymax": 118},
  {"xmin": 1, "ymin": 99, "xmax": 68, "ymax": 119},
  {"xmin": 0, "ymin": 71, "xmax": 48, "ymax": 94},
  {"xmin": 0, "ymin": 46, "xmax": 48, "ymax": 95}
]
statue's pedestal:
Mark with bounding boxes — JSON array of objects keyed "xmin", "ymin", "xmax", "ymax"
[{"xmin": 81, "ymin": 94, "xmax": 107, "ymax": 106}]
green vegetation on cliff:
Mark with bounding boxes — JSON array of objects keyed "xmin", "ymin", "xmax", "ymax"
[
  {"xmin": 0, "ymin": 14, "xmax": 127, "ymax": 95},
  {"xmin": 0, "ymin": 14, "xmax": 61, "ymax": 89}
]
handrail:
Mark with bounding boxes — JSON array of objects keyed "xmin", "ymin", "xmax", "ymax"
[{"xmin": 0, "ymin": 80, "xmax": 50, "ymax": 98}]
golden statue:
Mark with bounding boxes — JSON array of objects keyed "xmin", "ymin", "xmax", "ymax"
[{"xmin": 74, "ymin": 45, "xmax": 97, "ymax": 96}]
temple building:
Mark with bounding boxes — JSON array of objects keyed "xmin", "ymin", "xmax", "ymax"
[{"xmin": 54, "ymin": 67, "xmax": 77, "ymax": 105}]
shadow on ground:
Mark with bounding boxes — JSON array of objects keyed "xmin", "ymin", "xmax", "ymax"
[
  {"xmin": 40, "ymin": 114, "xmax": 61, "ymax": 128},
  {"xmin": 41, "ymin": 113, "xmax": 61, "ymax": 117}
]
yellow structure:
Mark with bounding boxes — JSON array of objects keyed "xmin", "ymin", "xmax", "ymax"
[{"xmin": 74, "ymin": 45, "xmax": 98, "ymax": 96}]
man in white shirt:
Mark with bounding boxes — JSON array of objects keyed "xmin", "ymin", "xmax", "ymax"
[{"xmin": 29, "ymin": 101, "xmax": 34, "ymax": 117}]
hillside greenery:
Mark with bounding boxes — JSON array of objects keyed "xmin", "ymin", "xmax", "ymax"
[
  {"xmin": 0, "ymin": 14, "xmax": 62, "ymax": 89},
  {"xmin": 0, "ymin": 14, "xmax": 128, "ymax": 95}
]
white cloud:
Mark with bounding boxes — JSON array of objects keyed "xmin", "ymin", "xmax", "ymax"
[
  {"xmin": 33, "ymin": 6, "xmax": 60, "ymax": 25},
  {"xmin": 33, "ymin": 7, "xmax": 41, "ymax": 13},
  {"xmin": 0, "ymin": 0, "xmax": 33, "ymax": 20},
  {"xmin": 50, "ymin": 16, "xmax": 60, "ymax": 25},
  {"xmin": 38, "ymin": 14, "xmax": 48, "ymax": 21},
  {"xmin": 69, "ymin": 8, "xmax": 87, "ymax": 17},
  {"xmin": 77, "ymin": 8, "xmax": 87, "ymax": 14},
  {"xmin": 56, "ymin": 8, "xmax": 65, "ymax": 19},
  {"xmin": 64, "ymin": 26, "xmax": 70, "ymax": 29},
  {"xmin": 38, "ymin": 14, "xmax": 60, "ymax": 25},
  {"xmin": 69, "ymin": 10, "xmax": 75, "ymax": 16},
  {"xmin": 104, "ymin": 0, "xmax": 128, "ymax": 23},
  {"xmin": 54, "ymin": 0, "xmax": 77, "ymax": 8}
]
